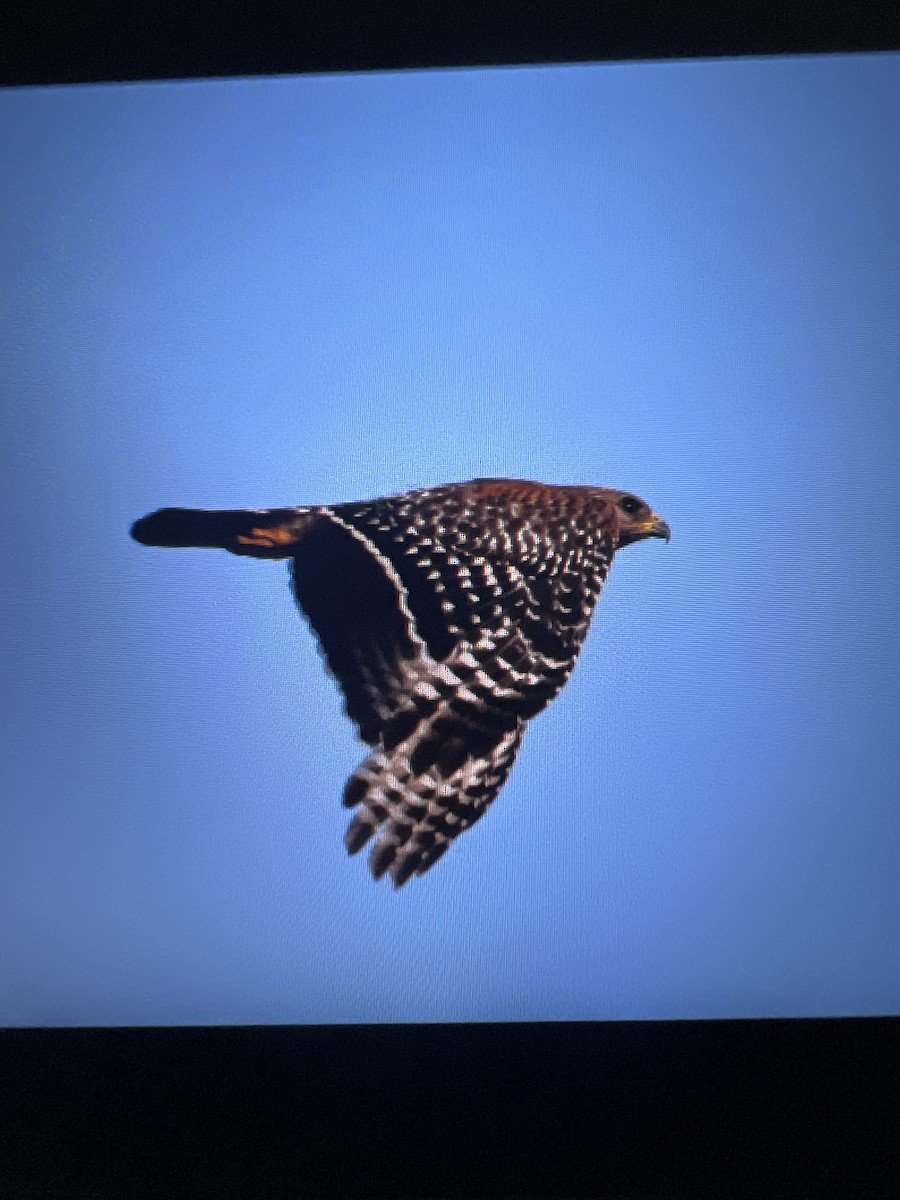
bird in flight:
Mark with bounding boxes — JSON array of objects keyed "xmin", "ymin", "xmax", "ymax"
[{"xmin": 131, "ymin": 478, "xmax": 669, "ymax": 887}]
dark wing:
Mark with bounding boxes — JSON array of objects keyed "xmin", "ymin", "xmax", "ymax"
[
  {"xmin": 131, "ymin": 506, "xmax": 314, "ymax": 556},
  {"xmin": 296, "ymin": 489, "xmax": 616, "ymax": 885},
  {"xmin": 289, "ymin": 514, "xmax": 434, "ymax": 745},
  {"xmin": 342, "ymin": 697, "xmax": 526, "ymax": 886}
]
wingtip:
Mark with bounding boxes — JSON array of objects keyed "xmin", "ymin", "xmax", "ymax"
[{"xmin": 130, "ymin": 510, "xmax": 169, "ymax": 545}]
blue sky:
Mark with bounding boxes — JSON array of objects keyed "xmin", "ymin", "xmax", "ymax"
[{"xmin": 1, "ymin": 53, "xmax": 899, "ymax": 1026}]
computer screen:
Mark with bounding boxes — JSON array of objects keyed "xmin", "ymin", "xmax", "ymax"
[{"xmin": 2, "ymin": 52, "xmax": 898, "ymax": 1027}]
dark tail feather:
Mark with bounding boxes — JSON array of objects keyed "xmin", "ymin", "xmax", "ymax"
[{"xmin": 130, "ymin": 507, "xmax": 315, "ymax": 557}]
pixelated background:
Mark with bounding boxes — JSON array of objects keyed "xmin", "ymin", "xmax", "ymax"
[{"xmin": 2, "ymin": 53, "xmax": 899, "ymax": 1025}]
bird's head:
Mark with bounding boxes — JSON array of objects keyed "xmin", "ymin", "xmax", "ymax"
[{"xmin": 601, "ymin": 489, "xmax": 671, "ymax": 549}]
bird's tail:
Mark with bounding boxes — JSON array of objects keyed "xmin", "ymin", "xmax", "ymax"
[{"xmin": 130, "ymin": 507, "xmax": 318, "ymax": 558}]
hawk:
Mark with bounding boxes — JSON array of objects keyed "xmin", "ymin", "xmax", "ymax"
[{"xmin": 131, "ymin": 479, "xmax": 670, "ymax": 886}]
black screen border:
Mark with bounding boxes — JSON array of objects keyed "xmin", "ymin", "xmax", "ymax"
[
  {"xmin": 3, "ymin": 1019, "xmax": 899, "ymax": 1196},
  {"xmin": 2, "ymin": 0, "xmax": 899, "ymax": 88}
]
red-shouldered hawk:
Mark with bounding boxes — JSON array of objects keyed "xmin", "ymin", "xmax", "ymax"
[{"xmin": 131, "ymin": 479, "xmax": 670, "ymax": 886}]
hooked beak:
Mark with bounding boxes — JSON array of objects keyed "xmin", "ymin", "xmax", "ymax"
[
  {"xmin": 619, "ymin": 513, "xmax": 671, "ymax": 547},
  {"xmin": 644, "ymin": 514, "xmax": 671, "ymax": 542}
]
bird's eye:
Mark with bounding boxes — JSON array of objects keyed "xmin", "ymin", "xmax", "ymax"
[{"xmin": 618, "ymin": 495, "xmax": 643, "ymax": 516}]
